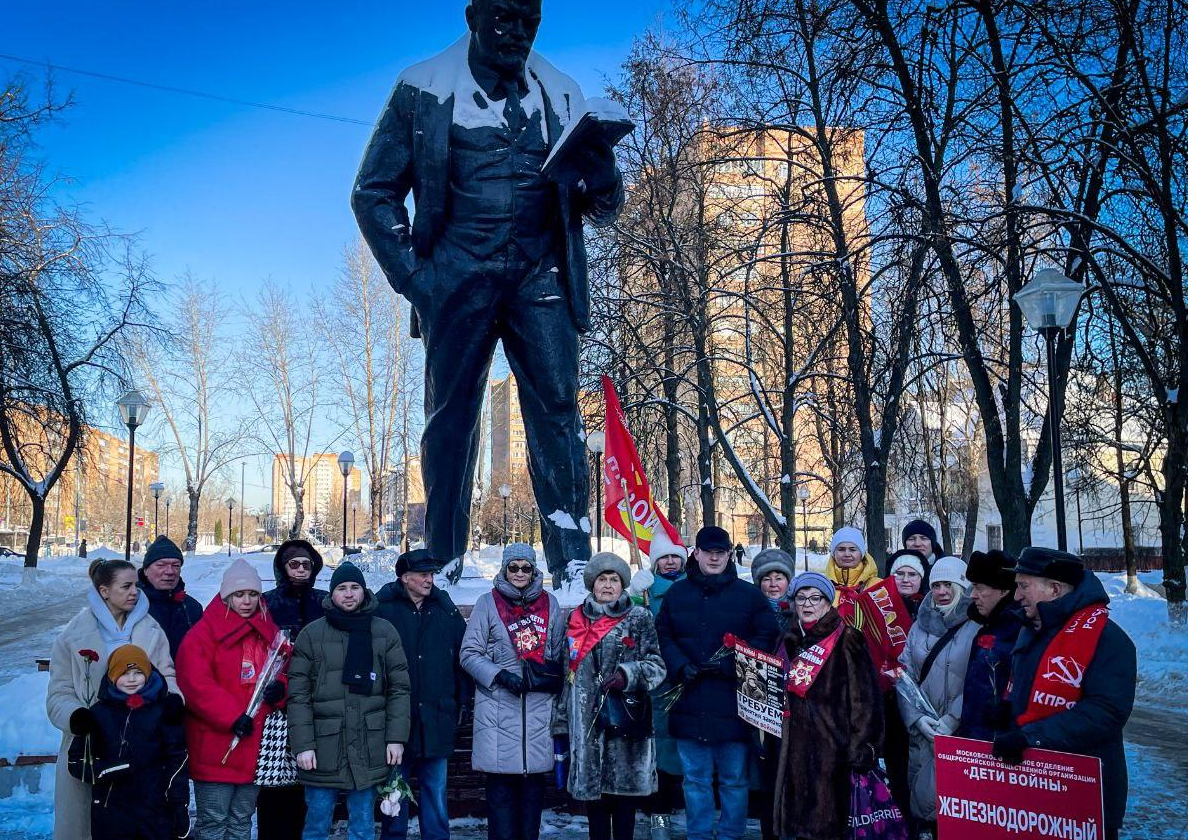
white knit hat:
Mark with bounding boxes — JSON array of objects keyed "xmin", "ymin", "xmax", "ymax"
[
  {"xmin": 929, "ymin": 556, "xmax": 970, "ymax": 590},
  {"xmin": 649, "ymin": 529, "xmax": 687, "ymax": 565},
  {"xmin": 829, "ymin": 526, "xmax": 866, "ymax": 556},
  {"xmin": 220, "ymin": 558, "xmax": 262, "ymax": 599},
  {"xmin": 890, "ymin": 552, "xmax": 926, "ymax": 577}
]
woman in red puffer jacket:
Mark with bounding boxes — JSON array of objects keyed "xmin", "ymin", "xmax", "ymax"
[{"xmin": 177, "ymin": 559, "xmax": 285, "ymax": 840}]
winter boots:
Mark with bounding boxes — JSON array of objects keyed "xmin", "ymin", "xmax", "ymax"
[{"xmin": 650, "ymin": 814, "xmax": 672, "ymax": 840}]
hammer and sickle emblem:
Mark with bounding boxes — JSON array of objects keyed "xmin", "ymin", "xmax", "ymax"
[{"xmin": 1043, "ymin": 656, "xmax": 1085, "ymax": 688}]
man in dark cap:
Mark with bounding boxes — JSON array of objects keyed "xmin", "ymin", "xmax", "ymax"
[
  {"xmin": 994, "ymin": 547, "xmax": 1135, "ymax": 840},
  {"xmin": 376, "ymin": 549, "xmax": 470, "ymax": 840},
  {"xmin": 957, "ymin": 550, "xmax": 1024, "ymax": 741},
  {"xmin": 655, "ymin": 526, "xmax": 778, "ymax": 840},
  {"xmin": 137, "ymin": 535, "xmax": 202, "ymax": 659}
]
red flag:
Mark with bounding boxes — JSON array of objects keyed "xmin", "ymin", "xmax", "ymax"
[{"xmin": 601, "ymin": 376, "xmax": 683, "ymax": 556}]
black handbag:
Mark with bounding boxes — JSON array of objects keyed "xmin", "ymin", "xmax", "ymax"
[
  {"xmin": 602, "ymin": 689, "xmax": 654, "ymax": 739},
  {"xmin": 523, "ymin": 659, "xmax": 565, "ymax": 695}
]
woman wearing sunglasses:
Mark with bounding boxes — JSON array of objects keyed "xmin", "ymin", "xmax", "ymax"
[
  {"xmin": 773, "ymin": 572, "xmax": 883, "ymax": 840},
  {"xmin": 461, "ymin": 543, "xmax": 567, "ymax": 840}
]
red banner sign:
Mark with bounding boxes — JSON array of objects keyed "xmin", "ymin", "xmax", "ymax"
[
  {"xmin": 600, "ymin": 376, "xmax": 682, "ymax": 556},
  {"xmin": 934, "ymin": 735, "xmax": 1105, "ymax": 840}
]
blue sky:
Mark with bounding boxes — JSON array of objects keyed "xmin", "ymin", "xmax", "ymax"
[{"xmin": 6, "ymin": 1, "xmax": 669, "ymax": 508}]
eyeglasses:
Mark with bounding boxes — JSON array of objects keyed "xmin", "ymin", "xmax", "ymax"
[
  {"xmin": 794, "ymin": 595, "xmax": 827, "ymax": 606},
  {"xmin": 507, "ymin": 563, "xmax": 534, "ymax": 574},
  {"xmin": 286, "ymin": 560, "xmax": 313, "ymax": 570}
]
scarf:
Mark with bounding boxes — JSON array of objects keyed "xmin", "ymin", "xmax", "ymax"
[
  {"xmin": 567, "ymin": 595, "xmax": 629, "ymax": 674},
  {"xmin": 1013, "ymin": 604, "xmax": 1108, "ymax": 725},
  {"xmin": 88, "ymin": 588, "xmax": 151, "ymax": 655},
  {"xmin": 786, "ymin": 620, "xmax": 844, "ymax": 699},
  {"xmin": 325, "ymin": 604, "xmax": 376, "ymax": 696},
  {"xmin": 493, "ymin": 588, "xmax": 551, "ymax": 664}
]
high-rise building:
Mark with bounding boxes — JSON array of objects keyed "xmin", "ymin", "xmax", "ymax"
[
  {"xmin": 489, "ymin": 375, "xmax": 527, "ymax": 490},
  {"xmin": 271, "ymin": 453, "xmax": 362, "ymax": 530}
]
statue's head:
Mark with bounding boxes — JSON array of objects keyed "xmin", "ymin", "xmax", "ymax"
[{"xmin": 466, "ymin": 0, "xmax": 542, "ymax": 78}]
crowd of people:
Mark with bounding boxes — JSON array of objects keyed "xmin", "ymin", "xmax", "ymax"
[{"xmin": 46, "ymin": 520, "xmax": 1136, "ymax": 840}]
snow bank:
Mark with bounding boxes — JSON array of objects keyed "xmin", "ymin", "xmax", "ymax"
[
  {"xmin": 0, "ymin": 673, "xmax": 59, "ymax": 761},
  {"xmin": 1098, "ymin": 572, "xmax": 1186, "ymax": 706},
  {"xmin": 0, "ymin": 764, "xmax": 54, "ymax": 837}
]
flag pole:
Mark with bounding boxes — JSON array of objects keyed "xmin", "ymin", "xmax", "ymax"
[{"xmin": 618, "ymin": 476, "xmax": 644, "ymax": 571}]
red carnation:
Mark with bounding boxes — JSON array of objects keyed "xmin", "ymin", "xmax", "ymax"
[
  {"xmin": 977, "ymin": 635, "xmax": 996, "ymax": 650},
  {"xmin": 722, "ymin": 633, "xmax": 739, "ymax": 649},
  {"xmin": 621, "ymin": 636, "xmax": 635, "ymax": 649},
  {"xmin": 78, "ymin": 649, "xmax": 100, "ymax": 663},
  {"xmin": 172, "ymin": 590, "xmax": 186, "ymax": 603},
  {"xmin": 126, "ymin": 694, "xmax": 145, "ymax": 710}
]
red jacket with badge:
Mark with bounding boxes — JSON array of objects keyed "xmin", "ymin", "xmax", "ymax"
[{"xmin": 176, "ymin": 595, "xmax": 283, "ymax": 783}]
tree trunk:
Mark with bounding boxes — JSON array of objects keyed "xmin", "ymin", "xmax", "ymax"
[
  {"xmin": 696, "ymin": 403, "xmax": 715, "ymax": 527},
  {"xmin": 23, "ymin": 493, "xmax": 45, "ymax": 568},
  {"xmin": 961, "ymin": 483, "xmax": 979, "ymax": 561},
  {"xmin": 185, "ymin": 487, "xmax": 202, "ymax": 553},
  {"xmin": 291, "ymin": 489, "xmax": 306, "ymax": 540},
  {"xmin": 1160, "ymin": 413, "xmax": 1187, "ymax": 624},
  {"xmin": 662, "ymin": 323, "xmax": 683, "ymax": 530}
]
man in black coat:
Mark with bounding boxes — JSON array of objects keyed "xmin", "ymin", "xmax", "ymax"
[
  {"xmin": 259, "ymin": 539, "xmax": 328, "ymax": 840},
  {"xmin": 994, "ymin": 548, "xmax": 1136, "ymax": 840},
  {"xmin": 376, "ymin": 548, "xmax": 470, "ymax": 840},
  {"xmin": 137, "ymin": 536, "xmax": 202, "ymax": 660},
  {"xmin": 958, "ymin": 550, "xmax": 1025, "ymax": 741},
  {"xmin": 656, "ymin": 526, "xmax": 778, "ymax": 840}
]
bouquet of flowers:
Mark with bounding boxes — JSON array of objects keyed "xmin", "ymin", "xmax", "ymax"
[
  {"xmin": 884, "ymin": 666, "xmax": 939, "ymax": 719},
  {"xmin": 378, "ymin": 768, "xmax": 416, "ymax": 817},
  {"xmin": 221, "ymin": 630, "xmax": 291, "ymax": 765},
  {"xmin": 661, "ymin": 633, "xmax": 739, "ymax": 710}
]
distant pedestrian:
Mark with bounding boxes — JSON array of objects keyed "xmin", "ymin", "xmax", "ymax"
[
  {"xmin": 138, "ymin": 535, "xmax": 203, "ymax": 660},
  {"xmin": 774, "ymin": 573, "xmax": 882, "ymax": 840},
  {"xmin": 79, "ymin": 538, "xmax": 88, "ymax": 558},
  {"xmin": 67, "ymin": 644, "xmax": 190, "ymax": 840},
  {"xmin": 376, "ymin": 549, "xmax": 470, "ymax": 840},
  {"xmin": 46, "ymin": 558, "xmax": 177, "ymax": 840},
  {"xmin": 734, "ymin": 543, "xmax": 746, "ymax": 566},
  {"xmin": 558, "ymin": 552, "xmax": 665, "ymax": 840},
  {"xmin": 460, "ymin": 544, "xmax": 566, "ymax": 840},
  {"xmin": 957, "ymin": 550, "xmax": 1023, "ymax": 741},
  {"xmin": 995, "ymin": 548, "xmax": 1135, "ymax": 840},
  {"xmin": 177, "ymin": 559, "xmax": 284, "ymax": 840},
  {"xmin": 288, "ymin": 562, "xmax": 410, "ymax": 840},
  {"xmin": 258, "ymin": 539, "xmax": 328, "ymax": 840},
  {"xmin": 897, "ymin": 557, "xmax": 976, "ymax": 837},
  {"xmin": 655, "ymin": 526, "xmax": 778, "ymax": 840}
]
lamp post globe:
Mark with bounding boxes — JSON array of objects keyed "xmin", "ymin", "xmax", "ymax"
[{"xmin": 116, "ymin": 389, "xmax": 152, "ymax": 562}]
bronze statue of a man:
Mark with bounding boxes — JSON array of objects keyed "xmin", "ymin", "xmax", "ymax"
[{"xmin": 352, "ymin": 0, "xmax": 624, "ymax": 581}]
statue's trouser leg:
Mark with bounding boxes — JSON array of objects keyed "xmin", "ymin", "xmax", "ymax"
[
  {"xmin": 414, "ymin": 247, "xmax": 502, "ymax": 563},
  {"xmin": 498, "ymin": 254, "xmax": 592, "ymax": 579}
]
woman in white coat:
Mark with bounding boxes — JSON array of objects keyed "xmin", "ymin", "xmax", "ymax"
[{"xmin": 45, "ymin": 559, "xmax": 177, "ymax": 840}]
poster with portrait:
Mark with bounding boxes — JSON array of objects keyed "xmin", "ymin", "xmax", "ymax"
[{"xmin": 734, "ymin": 638, "xmax": 786, "ymax": 738}]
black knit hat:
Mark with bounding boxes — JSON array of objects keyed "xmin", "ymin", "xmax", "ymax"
[
  {"xmin": 330, "ymin": 562, "xmax": 366, "ymax": 590},
  {"xmin": 1011, "ymin": 547, "xmax": 1085, "ymax": 587},
  {"xmin": 695, "ymin": 525, "xmax": 732, "ymax": 552},
  {"xmin": 966, "ymin": 550, "xmax": 1017, "ymax": 591},
  {"xmin": 396, "ymin": 548, "xmax": 440, "ymax": 576},
  {"xmin": 142, "ymin": 535, "xmax": 184, "ymax": 569}
]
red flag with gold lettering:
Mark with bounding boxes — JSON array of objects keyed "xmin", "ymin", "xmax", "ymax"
[{"xmin": 601, "ymin": 376, "xmax": 683, "ymax": 556}]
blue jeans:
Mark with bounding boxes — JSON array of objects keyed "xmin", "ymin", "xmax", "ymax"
[
  {"xmin": 302, "ymin": 786, "xmax": 376, "ymax": 840},
  {"xmin": 677, "ymin": 738, "xmax": 750, "ymax": 840},
  {"xmin": 379, "ymin": 757, "xmax": 450, "ymax": 840}
]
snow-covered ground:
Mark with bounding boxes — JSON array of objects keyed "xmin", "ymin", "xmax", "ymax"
[{"xmin": 0, "ymin": 547, "xmax": 1187, "ymax": 838}]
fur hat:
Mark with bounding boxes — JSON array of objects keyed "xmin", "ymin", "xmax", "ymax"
[
  {"xmin": 966, "ymin": 550, "xmax": 1017, "ymax": 591},
  {"xmin": 751, "ymin": 548, "xmax": 795, "ymax": 585},
  {"xmin": 888, "ymin": 549, "xmax": 927, "ymax": 577},
  {"xmin": 330, "ymin": 562, "xmax": 367, "ymax": 591},
  {"xmin": 787, "ymin": 571, "xmax": 836, "ymax": 604},
  {"xmin": 830, "ymin": 526, "xmax": 867, "ymax": 556},
  {"xmin": 502, "ymin": 543, "xmax": 537, "ymax": 565},
  {"xmin": 396, "ymin": 548, "xmax": 441, "ymax": 576},
  {"xmin": 220, "ymin": 559, "xmax": 262, "ymax": 599},
  {"xmin": 584, "ymin": 552, "xmax": 632, "ymax": 590},
  {"xmin": 649, "ymin": 529, "xmax": 688, "ymax": 565},
  {"xmin": 107, "ymin": 644, "xmax": 152, "ymax": 684},
  {"xmin": 142, "ymin": 535, "xmax": 184, "ymax": 570},
  {"xmin": 1012, "ymin": 547, "xmax": 1085, "ymax": 587},
  {"xmin": 929, "ymin": 556, "xmax": 970, "ymax": 590}
]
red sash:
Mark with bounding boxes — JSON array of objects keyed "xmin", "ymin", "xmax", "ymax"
[
  {"xmin": 566, "ymin": 607, "xmax": 623, "ymax": 673},
  {"xmin": 1015, "ymin": 604, "xmax": 1108, "ymax": 725},
  {"xmin": 786, "ymin": 623, "xmax": 844, "ymax": 699},
  {"xmin": 493, "ymin": 589, "xmax": 551, "ymax": 664},
  {"xmin": 857, "ymin": 577, "xmax": 914, "ymax": 689}
]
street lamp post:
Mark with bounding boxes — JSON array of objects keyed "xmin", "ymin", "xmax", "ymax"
[
  {"xmin": 338, "ymin": 451, "xmax": 354, "ymax": 554},
  {"xmin": 499, "ymin": 483, "xmax": 512, "ymax": 546},
  {"xmin": 352, "ymin": 504, "xmax": 358, "ymax": 548},
  {"xmin": 116, "ymin": 389, "xmax": 152, "ymax": 562},
  {"xmin": 1015, "ymin": 267, "xmax": 1086, "ymax": 551},
  {"xmin": 796, "ymin": 484, "xmax": 811, "ymax": 569},
  {"xmin": 149, "ymin": 482, "xmax": 164, "ymax": 536},
  {"xmin": 226, "ymin": 497, "xmax": 235, "ymax": 557},
  {"xmin": 586, "ymin": 431, "xmax": 605, "ymax": 552},
  {"xmin": 165, "ymin": 498, "xmax": 171, "ymax": 538},
  {"xmin": 239, "ymin": 462, "xmax": 245, "ymax": 555}
]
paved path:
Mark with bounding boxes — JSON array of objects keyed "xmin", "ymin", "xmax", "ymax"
[{"xmin": 0, "ymin": 591, "xmax": 86, "ymax": 686}]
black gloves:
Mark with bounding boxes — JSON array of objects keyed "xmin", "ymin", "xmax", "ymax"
[
  {"xmin": 680, "ymin": 663, "xmax": 701, "ymax": 683},
  {"xmin": 600, "ymin": 670, "xmax": 627, "ymax": 694},
  {"xmin": 992, "ymin": 728, "xmax": 1030, "ymax": 766},
  {"xmin": 495, "ymin": 670, "xmax": 526, "ymax": 695},
  {"xmin": 162, "ymin": 693, "xmax": 185, "ymax": 725},
  {"xmin": 69, "ymin": 708, "xmax": 100, "ymax": 737},
  {"xmin": 263, "ymin": 680, "xmax": 287, "ymax": 705},
  {"xmin": 231, "ymin": 714, "xmax": 255, "ymax": 738},
  {"xmin": 172, "ymin": 804, "xmax": 191, "ymax": 839},
  {"xmin": 983, "ymin": 698, "xmax": 1012, "ymax": 731}
]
